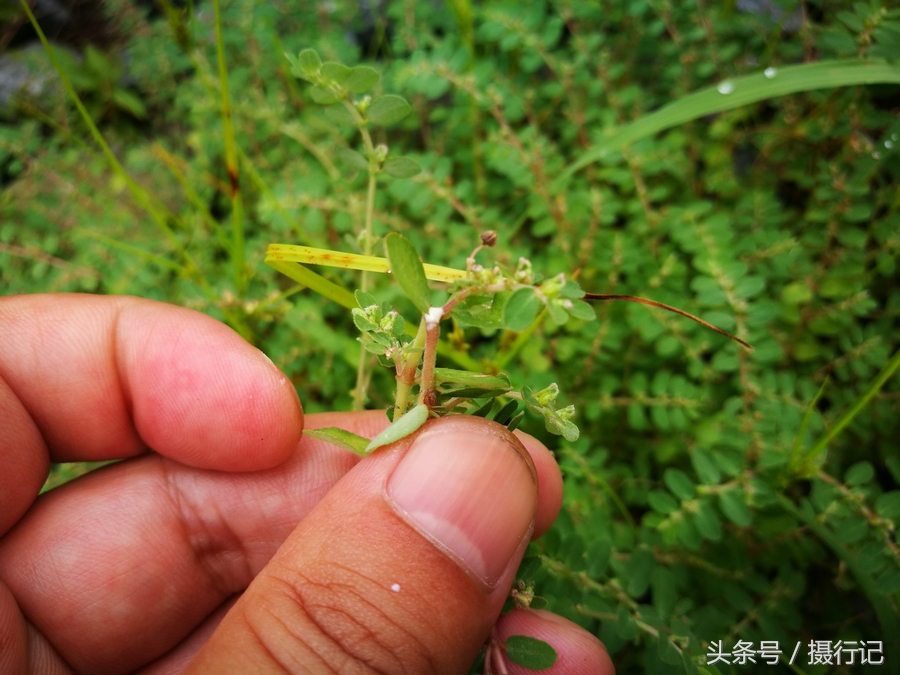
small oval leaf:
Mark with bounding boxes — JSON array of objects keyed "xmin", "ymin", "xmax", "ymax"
[
  {"xmin": 297, "ymin": 49, "xmax": 321, "ymax": 75},
  {"xmin": 505, "ymin": 635, "xmax": 558, "ymax": 670},
  {"xmin": 309, "ymin": 86, "xmax": 338, "ymax": 105},
  {"xmin": 367, "ymin": 94, "xmax": 412, "ymax": 126},
  {"xmin": 334, "ymin": 147, "xmax": 368, "ymax": 173},
  {"xmin": 365, "ymin": 403, "xmax": 429, "ymax": 452},
  {"xmin": 346, "ymin": 65, "xmax": 380, "ymax": 93},
  {"xmin": 383, "ymin": 156, "xmax": 422, "ymax": 178},
  {"xmin": 324, "ymin": 104, "xmax": 357, "ymax": 126},
  {"xmin": 320, "ymin": 61, "xmax": 351, "ymax": 84},
  {"xmin": 384, "ymin": 232, "xmax": 431, "ymax": 313},
  {"xmin": 503, "ymin": 288, "xmax": 541, "ymax": 331}
]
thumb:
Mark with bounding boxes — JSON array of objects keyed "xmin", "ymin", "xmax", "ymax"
[{"xmin": 185, "ymin": 415, "xmax": 539, "ymax": 674}]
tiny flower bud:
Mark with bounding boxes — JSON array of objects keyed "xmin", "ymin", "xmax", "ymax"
[{"xmin": 480, "ymin": 230, "xmax": 498, "ymax": 247}]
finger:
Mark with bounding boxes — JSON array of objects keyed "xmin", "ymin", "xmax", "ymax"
[
  {"xmin": 496, "ymin": 609, "xmax": 615, "ymax": 675},
  {"xmin": 0, "ymin": 410, "xmax": 379, "ymax": 674},
  {"xmin": 186, "ymin": 416, "xmax": 567, "ymax": 674},
  {"xmin": 0, "ymin": 412, "xmax": 563, "ymax": 673},
  {"xmin": 0, "ymin": 294, "xmax": 303, "ymax": 534},
  {"xmin": 135, "ymin": 597, "xmax": 239, "ymax": 675}
]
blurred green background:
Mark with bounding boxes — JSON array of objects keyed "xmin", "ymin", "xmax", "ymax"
[{"xmin": 2, "ymin": 0, "xmax": 899, "ymax": 672}]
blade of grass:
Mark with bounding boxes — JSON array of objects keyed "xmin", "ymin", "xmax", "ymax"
[
  {"xmin": 153, "ymin": 145, "xmax": 233, "ymax": 256},
  {"xmin": 786, "ymin": 375, "xmax": 829, "ymax": 478},
  {"xmin": 19, "ymin": 0, "xmax": 197, "ymax": 275},
  {"xmin": 265, "ymin": 258, "xmax": 479, "ymax": 370},
  {"xmin": 77, "ymin": 230, "xmax": 185, "ymax": 274},
  {"xmin": 212, "ymin": 0, "xmax": 245, "ymax": 297},
  {"xmin": 266, "ymin": 244, "xmax": 467, "ymax": 283},
  {"xmin": 802, "ymin": 347, "xmax": 900, "ymax": 463},
  {"xmin": 265, "ymin": 260, "xmax": 357, "ymax": 310},
  {"xmin": 238, "ymin": 147, "xmax": 318, "ymax": 247},
  {"xmin": 557, "ymin": 59, "xmax": 900, "ymax": 187}
]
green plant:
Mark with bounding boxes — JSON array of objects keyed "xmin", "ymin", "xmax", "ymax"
[{"xmin": 6, "ymin": 0, "xmax": 900, "ymax": 672}]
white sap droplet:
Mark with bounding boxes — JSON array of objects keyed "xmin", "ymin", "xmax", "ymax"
[
  {"xmin": 717, "ymin": 81, "xmax": 735, "ymax": 95},
  {"xmin": 872, "ymin": 151, "xmax": 882, "ymax": 159},
  {"xmin": 885, "ymin": 140, "xmax": 894, "ymax": 149},
  {"xmin": 391, "ymin": 583, "xmax": 401, "ymax": 592},
  {"xmin": 764, "ymin": 67, "xmax": 777, "ymax": 79}
]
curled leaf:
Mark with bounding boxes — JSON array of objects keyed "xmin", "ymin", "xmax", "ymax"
[
  {"xmin": 304, "ymin": 427, "xmax": 371, "ymax": 456},
  {"xmin": 365, "ymin": 403, "xmax": 430, "ymax": 452}
]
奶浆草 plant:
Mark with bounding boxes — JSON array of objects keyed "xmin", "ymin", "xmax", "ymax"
[
  {"xmin": 268, "ymin": 48, "xmax": 751, "ymax": 674},
  {"xmin": 11, "ymin": 1, "xmax": 900, "ymax": 671}
]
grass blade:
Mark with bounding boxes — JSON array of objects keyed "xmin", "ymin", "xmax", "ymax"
[
  {"xmin": 212, "ymin": 0, "xmax": 246, "ymax": 297},
  {"xmin": 558, "ymin": 60, "xmax": 900, "ymax": 187},
  {"xmin": 266, "ymin": 244, "xmax": 467, "ymax": 283},
  {"xmin": 802, "ymin": 347, "xmax": 900, "ymax": 462}
]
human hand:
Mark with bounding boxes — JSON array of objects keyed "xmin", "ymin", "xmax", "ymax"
[{"xmin": 0, "ymin": 294, "xmax": 614, "ymax": 674}]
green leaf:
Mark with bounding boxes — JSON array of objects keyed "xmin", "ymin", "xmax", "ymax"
[
  {"xmin": 334, "ymin": 147, "xmax": 368, "ymax": 173},
  {"xmin": 320, "ymin": 62, "xmax": 351, "ymax": 84},
  {"xmin": 547, "ymin": 300, "xmax": 568, "ymax": 325},
  {"xmin": 452, "ymin": 291, "xmax": 510, "ymax": 329},
  {"xmin": 516, "ymin": 555, "xmax": 542, "ymax": 582},
  {"xmin": 845, "ymin": 461, "xmax": 874, "ymax": 486},
  {"xmin": 304, "ymin": 427, "xmax": 371, "ymax": 456},
  {"xmin": 693, "ymin": 501, "xmax": 723, "ymax": 541},
  {"xmin": 297, "ymin": 48, "xmax": 321, "ymax": 76},
  {"xmin": 663, "ymin": 468, "xmax": 695, "ymax": 500},
  {"xmin": 355, "ymin": 290, "xmax": 376, "ymax": 308},
  {"xmin": 345, "ymin": 65, "xmax": 379, "ymax": 93},
  {"xmin": 691, "ymin": 449, "xmax": 721, "ymax": 484},
  {"xmin": 470, "ymin": 399, "xmax": 496, "ymax": 417},
  {"xmin": 309, "ymin": 86, "xmax": 338, "ymax": 105},
  {"xmin": 493, "ymin": 399, "xmax": 519, "ymax": 425},
  {"xmin": 383, "ymin": 157, "xmax": 422, "ymax": 178},
  {"xmin": 111, "ymin": 89, "xmax": 147, "ymax": 118},
  {"xmin": 658, "ymin": 634, "xmax": 682, "ymax": 666},
  {"xmin": 627, "ymin": 548, "xmax": 655, "ymax": 597},
  {"xmin": 324, "ymin": 104, "xmax": 357, "ymax": 126},
  {"xmin": 541, "ymin": 408, "xmax": 579, "ymax": 441},
  {"xmin": 352, "ymin": 312, "xmax": 377, "ymax": 332},
  {"xmin": 559, "ymin": 280, "xmax": 585, "ymax": 299},
  {"xmin": 384, "ymin": 232, "xmax": 431, "ymax": 313},
  {"xmin": 566, "ymin": 299, "xmax": 596, "ymax": 321},
  {"xmin": 719, "ymin": 489, "xmax": 753, "ymax": 527},
  {"xmin": 648, "ymin": 490, "xmax": 679, "ymax": 514},
  {"xmin": 504, "ymin": 635, "xmax": 558, "ymax": 670},
  {"xmin": 362, "ymin": 340, "xmax": 387, "ymax": 354},
  {"xmin": 504, "ymin": 288, "xmax": 541, "ymax": 331},
  {"xmin": 435, "ymin": 369, "xmax": 511, "ymax": 397},
  {"xmin": 367, "ymin": 94, "xmax": 412, "ymax": 126},
  {"xmin": 507, "ymin": 411, "xmax": 525, "ymax": 432},
  {"xmin": 366, "ymin": 403, "xmax": 429, "ymax": 452},
  {"xmin": 875, "ymin": 491, "xmax": 900, "ymax": 519},
  {"xmin": 559, "ymin": 59, "xmax": 900, "ymax": 186}
]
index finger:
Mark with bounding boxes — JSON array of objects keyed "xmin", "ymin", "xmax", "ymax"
[{"xmin": 0, "ymin": 294, "xmax": 303, "ymax": 534}]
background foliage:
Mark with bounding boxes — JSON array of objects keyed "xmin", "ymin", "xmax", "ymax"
[{"xmin": 2, "ymin": 0, "xmax": 900, "ymax": 672}]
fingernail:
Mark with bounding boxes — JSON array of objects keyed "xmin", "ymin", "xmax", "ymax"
[{"xmin": 385, "ymin": 416, "xmax": 538, "ymax": 586}]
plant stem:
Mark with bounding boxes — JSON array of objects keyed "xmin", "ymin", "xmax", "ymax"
[
  {"xmin": 417, "ymin": 319, "xmax": 441, "ymax": 407},
  {"xmin": 349, "ymin": 100, "xmax": 379, "ymax": 410},
  {"xmin": 394, "ymin": 317, "xmax": 428, "ymax": 414},
  {"xmin": 212, "ymin": 0, "xmax": 245, "ymax": 298}
]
